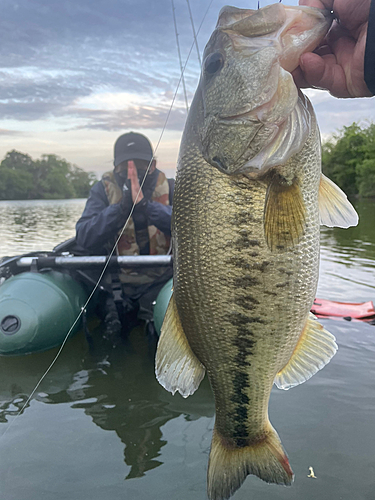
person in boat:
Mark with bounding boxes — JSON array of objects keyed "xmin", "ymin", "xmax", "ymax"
[{"xmin": 75, "ymin": 132, "xmax": 174, "ymax": 339}]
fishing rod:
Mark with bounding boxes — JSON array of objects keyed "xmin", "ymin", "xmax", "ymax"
[
  {"xmin": 171, "ymin": 0, "xmax": 189, "ymax": 112},
  {"xmin": 186, "ymin": 0, "xmax": 202, "ymax": 67}
]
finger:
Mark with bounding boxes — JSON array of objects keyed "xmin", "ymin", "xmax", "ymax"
[
  {"xmin": 329, "ymin": 28, "xmax": 372, "ymax": 97},
  {"xmin": 127, "ymin": 160, "xmax": 137, "ymax": 179},
  {"xmin": 291, "ymin": 66, "xmax": 311, "ymax": 88},
  {"xmin": 299, "ymin": 52, "xmax": 350, "ymax": 97},
  {"xmin": 330, "ymin": 0, "xmax": 370, "ymax": 34},
  {"xmin": 299, "ymin": 0, "xmax": 333, "ymax": 11}
]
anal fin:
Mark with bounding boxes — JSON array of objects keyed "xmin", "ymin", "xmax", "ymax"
[
  {"xmin": 264, "ymin": 175, "xmax": 305, "ymax": 251},
  {"xmin": 155, "ymin": 292, "xmax": 205, "ymax": 398},
  {"xmin": 319, "ymin": 173, "xmax": 358, "ymax": 227},
  {"xmin": 275, "ymin": 312, "xmax": 337, "ymax": 390}
]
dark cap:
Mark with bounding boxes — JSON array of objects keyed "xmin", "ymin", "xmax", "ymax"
[{"xmin": 113, "ymin": 132, "xmax": 154, "ymax": 167}]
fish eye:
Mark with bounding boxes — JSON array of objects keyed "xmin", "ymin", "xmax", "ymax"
[{"xmin": 204, "ymin": 52, "xmax": 224, "ymax": 75}]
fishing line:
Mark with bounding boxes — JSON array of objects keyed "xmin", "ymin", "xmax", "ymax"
[
  {"xmin": 186, "ymin": 0, "xmax": 202, "ymax": 67},
  {"xmin": 171, "ymin": 0, "xmax": 190, "ymax": 113},
  {"xmin": 0, "ymin": 0, "xmax": 214, "ymax": 440}
]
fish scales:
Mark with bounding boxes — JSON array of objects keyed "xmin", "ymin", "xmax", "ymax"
[
  {"xmin": 174, "ymin": 108, "xmax": 320, "ymax": 443},
  {"xmin": 155, "ymin": 4, "xmax": 357, "ymax": 499}
]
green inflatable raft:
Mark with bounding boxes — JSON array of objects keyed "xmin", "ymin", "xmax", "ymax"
[{"xmin": 0, "ymin": 251, "xmax": 173, "ymax": 356}]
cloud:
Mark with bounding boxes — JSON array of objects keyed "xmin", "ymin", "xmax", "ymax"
[
  {"xmin": 0, "ymin": 0, "xmax": 373, "ymax": 172},
  {"xmin": 0, "ymin": 0, "xmax": 299, "ymax": 128},
  {"xmin": 0, "ymin": 0, "xmax": 209, "ymax": 69},
  {"xmin": 0, "ymin": 128, "xmax": 23, "ymax": 136},
  {"xmin": 0, "ymin": 0, "xmax": 207, "ymax": 127},
  {"xmin": 310, "ymin": 95, "xmax": 375, "ymax": 137},
  {"xmin": 70, "ymin": 102, "xmax": 188, "ymax": 132}
]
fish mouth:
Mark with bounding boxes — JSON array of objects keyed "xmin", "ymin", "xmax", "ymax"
[
  {"xmin": 277, "ymin": 6, "xmax": 333, "ymax": 72},
  {"xmin": 214, "ymin": 5, "xmax": 331, "ymax": 175},
  {"xmin": 219, "ymin": 5, "xmax": 333, "ymax": 123},
  {"xmin": 220, "ymin": 5, "xmax": 333, "ymax": 74}
]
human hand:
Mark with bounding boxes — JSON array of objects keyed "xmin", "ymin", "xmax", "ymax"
[
  {"xmin": 127, "ymin": 160, "xmax": 144, "ymax": 204},
  {"xmin": 292, "ymin": 0, "xmax": 373, "ymax": 97}
]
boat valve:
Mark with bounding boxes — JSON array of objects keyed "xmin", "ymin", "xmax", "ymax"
[{"xmin": 1, "ymin": 315, "xmax": 21, "ymax": 335}]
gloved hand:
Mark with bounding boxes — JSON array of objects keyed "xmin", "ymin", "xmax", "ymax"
[
  {"xmin": 133, "ymin": 196, "xmax": 148, "ymax": 228},
  {"xmin": 119, "ymin": 178, "xmax": 133, "ymax": 214},
  {"xmin": 116, "ymin": 161, "xmax": 148, "ymax": 222}
]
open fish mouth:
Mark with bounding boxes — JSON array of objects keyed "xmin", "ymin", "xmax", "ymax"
[
  {"xmin": 218, "ymin": 5, "xmax": 333, "ymax": 123},
  {"xmin": 200, "ymin": 4, "xmax": 332, "ymax": 176},
  {"xmin": 219, "ymin": 5, "xmax": 333, "ymax": 74}
]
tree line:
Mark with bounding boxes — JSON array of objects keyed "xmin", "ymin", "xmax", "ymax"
[
  {"xmin": 322, "ymin": 122, "xmax": 375, "ymax": 199},
  {"xmin": 0, "ymin": 150, "xmax": 97, "ymax": 200},
  {"xmin": 0, "ymin": 123, "xmax": 374, "ymax": 200}
]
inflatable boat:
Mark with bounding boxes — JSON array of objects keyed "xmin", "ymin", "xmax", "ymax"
[
  {"xmin": 1, "ymin": 238, "xmax": 373, "ymax": 356},
  {"xmin": 0, "ymin": 238, "xmax": 173, "ymax": 356}
]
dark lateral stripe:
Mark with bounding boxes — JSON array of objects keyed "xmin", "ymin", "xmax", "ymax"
[
  {"xmin": 228, "ymin": 320, "xmax": 257, "ymax": 445},
  {"xmin": 226, "ymin": 257, "xmax": 270, "ymax": 273},
  {"xmin": 234, "ymin": 214, "xmax": 260, "ymax": 225},
  {"xmin": 233, "ymin": 326, "xmax": 256, "ymax": 357},
  {"xmin": 235, "ymin": 236, "xmax": 260, "ymax": 249},
  {"xmin": 227, "ymin": 311, "xmax": 265, "ymax": 326},
  {"xmin": 234, "ymin": 275, "xmax": 261, "ymax": 287},
  {"xmin": 226, "ymin": 256, "xmax": 250, "ymax": 269},
  {"xmin": 252, "ymin": 260, "xmax": 270, "ymax": 272},
  {"xmin": 264, "ymin": 290, "xmax": 277, "ymax": 296},
  {"xmin": 230, "ymin": 371, "xmax": 251, "ymax": 445},
  {"xmin": 236, "ymin": 295, "xmax": 259, "ymax": 310}
]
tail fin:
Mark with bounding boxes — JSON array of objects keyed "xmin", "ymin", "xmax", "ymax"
[{"xmin": 207, "ymin": 423, "xmax": 294, "ymax": 500}]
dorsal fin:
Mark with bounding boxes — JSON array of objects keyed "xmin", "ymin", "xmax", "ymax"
[{"xmin": 319, "ymin": 174, "xmax": 358, "ymax": 228}]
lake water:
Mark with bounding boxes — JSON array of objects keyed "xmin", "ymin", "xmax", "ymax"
[{"xmin": 1, "ymin": 198, "xmax": 375, "ymax": 500}]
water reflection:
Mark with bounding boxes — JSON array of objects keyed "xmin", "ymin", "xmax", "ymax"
[
  {"xmin": 1, "ymin": 199, "xmax": 375, "ymax": 500},
  {"xmin": 320, "ymin": 199, "xmax": 375, "ymax": 260},
  {"xmin": 0, "ymin": 326, "xmax": 214, "ymax": 479},
  {"xmin": 318, "ymin": 199, "xmax": 375, "ymax": 302}
]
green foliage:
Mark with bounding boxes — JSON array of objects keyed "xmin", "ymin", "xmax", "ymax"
[
  {"xmin": 322, "ymin": 122, "xmax": 375, "ymax": 198},
  {"xmin": 0, "ymin": 150, "xmax": 97, "ymax": 200},
  {"xmin": 356, "ymin": 159, "xmax": 375, "ymax": 198}
]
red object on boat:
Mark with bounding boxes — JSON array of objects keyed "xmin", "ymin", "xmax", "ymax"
[{"xmin": 311, "ymin": 299, "xmax": 375, "ymax": 320}]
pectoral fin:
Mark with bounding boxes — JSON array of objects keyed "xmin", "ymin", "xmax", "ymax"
[
  {"xmin": 264, "ymin": 175, "xmax": 305, "ymax": 251},
  {"xmin": 319, "ymin": 174, "xmax": 358, "ymax": 228},
  {"xmin": 274, "ymin": 313, "xmax": 337, "ymax": 390},
  {"xmin": 155, "ymin": 293, "xmax": 205, "ymax": 398}
]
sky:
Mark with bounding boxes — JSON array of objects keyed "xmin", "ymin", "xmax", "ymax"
[{"xmin": 0, "ymin": 0, "xmax": 374, "ymax": 180}]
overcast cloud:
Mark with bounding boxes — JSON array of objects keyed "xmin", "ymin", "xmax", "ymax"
[{"xmin": 0, "ymin": 0, "xmax": 374, "ymax": 176}]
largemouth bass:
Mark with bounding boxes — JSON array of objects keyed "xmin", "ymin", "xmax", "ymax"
[{"xmin": 156, "ymin": 4, "xmax": 358, "ymax": 499}]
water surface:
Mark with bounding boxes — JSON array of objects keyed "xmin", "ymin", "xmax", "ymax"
[
  {"xmin": 1, "ymin": 198, "xmax": 375, "ymax": 500},
  {"xmin": 0, "ymin": 199, "xmax": 86, "ymax": 255}
]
